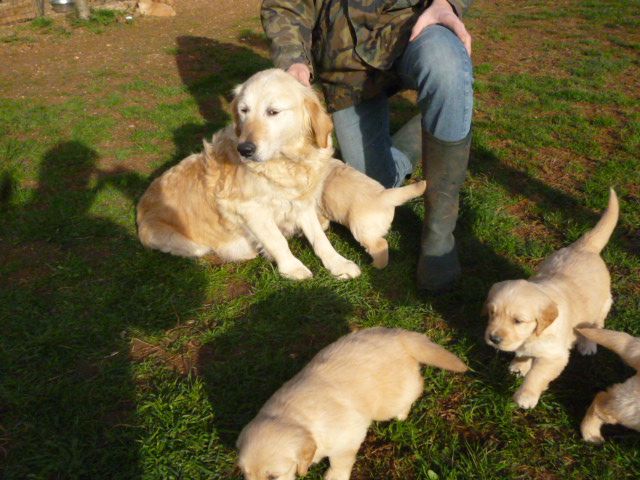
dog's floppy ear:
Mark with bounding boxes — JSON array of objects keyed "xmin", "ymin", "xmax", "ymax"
[
  {"xmin": 230, "ymin": 84, "xmax": 243, "ymax": 137},
  {"xmin": 481, "ymin": 301, "xmax": 494, "ymax": 317},
  {"xmin": 305, "ymin": 93, "xmax": 333, "ymax": 149},
  {"xmin": 535, "ymin": 302, "xmax": 559, "ymax": 335},
  {"xmin": 202, "ymin": 138, "xmax": 214, "ymax": 159},
  {"xmin": 296, "ymin": 433, "xmax": 317, "ymax": 476}
]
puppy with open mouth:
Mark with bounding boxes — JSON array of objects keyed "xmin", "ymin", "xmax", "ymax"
[{"xmin": 483, "ymin": 189, "xmax": 618, "ymax": 409}]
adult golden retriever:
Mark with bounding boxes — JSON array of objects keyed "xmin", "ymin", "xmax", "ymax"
[{"xmin": 136, "ymin": 69, "xmax": 360, "ymax": 280}]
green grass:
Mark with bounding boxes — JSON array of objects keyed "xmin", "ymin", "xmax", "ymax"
[{"xmin": 1, "ymin": 1, "xmax": 639, "ymax": 478}]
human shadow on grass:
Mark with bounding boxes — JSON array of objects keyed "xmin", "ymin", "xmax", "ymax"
[{"xmin": 0, "ymin": 142, "xmax": 209, "ymax": 479}]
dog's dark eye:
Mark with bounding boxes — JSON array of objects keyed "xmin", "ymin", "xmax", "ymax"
[
  {"xmin": 239, "ymin": 106, "xmax": 249, "ymax": 114},
  {"xmin": 514, "ymin": 318, "xmax": 523, "ymax": 325},
  {"xmin": 266, "ymin": 108, "xmax": 280, "ymax": 116}
]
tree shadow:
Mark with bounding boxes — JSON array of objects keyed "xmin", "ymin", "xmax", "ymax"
[{"xmin": 0, "ymin": 142, "xmax": 209, "ymax": 478}]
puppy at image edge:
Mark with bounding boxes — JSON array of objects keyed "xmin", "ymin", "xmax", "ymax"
[
  {"xmin": 579, "ymin": 328, "xmax": 640, "ymax": 443},
  {"xmin": 484, "ymin": 188, "xmax": 618, "ymax": 409},
  {"xmin": 236, "ymin": 328, "xmax": 467, "ymax": 480}
]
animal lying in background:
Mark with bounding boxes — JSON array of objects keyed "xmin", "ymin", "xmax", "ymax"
[
  {"xmin": 578, "ymin": 327, "xmax": 640, "ymax": 443},
  {"xmin": 237, "ymin": 327, "xmax": 467, "ymax": 480},
  {"xmin": 136, "ymin": 69, "xmax": 360, "ymax": 281},
  {"xmin": 484, "ymin": 189, "xmax": 618, "ymax": 409},
  {"xmin": 318, "ymin": 159, "xmax": 426, "ymax": 268}
]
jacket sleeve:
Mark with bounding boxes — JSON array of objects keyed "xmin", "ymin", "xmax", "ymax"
[
  {"xmin": 448, "ymin": 0, "xmax": 472, "ymax": 16},
  {"xmin": 261, "ymin": 0, "xmax": 317, "ymax": 74}
]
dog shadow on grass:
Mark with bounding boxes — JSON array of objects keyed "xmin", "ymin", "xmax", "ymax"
[{"xmin": 0, "ymin": 142, "xmax": 211, "ymax": 478}]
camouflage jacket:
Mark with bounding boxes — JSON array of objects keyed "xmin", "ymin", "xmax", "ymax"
[{"xmin": 261, "ymin": 0, "xmax": 472, "ymax": 112}]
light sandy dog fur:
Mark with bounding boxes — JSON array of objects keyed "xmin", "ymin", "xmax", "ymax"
[
  {"xmin": 578, "ymin": 327, "xmax": 640, "ymax": 443},
  {"xmin": 237, "ymin": 327, "xmax": 468, "ymax": 480},
  {"xmin": 136, "ymin": 69, "xmax": 360, "ymax": 281},
  {"xmin": 483, "ymin": 189, "xmax": 618, "ymax": 409},
  {"xmin": 318, "ymin": 159, "xmax": 427, "ymax": 268}
]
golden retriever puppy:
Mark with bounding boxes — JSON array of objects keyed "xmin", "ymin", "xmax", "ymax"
[
  {"xmin": 578, "ymin": 327, "xmax": 640, "ymax": 443},
  {"xmin": 318, "ymin": 159, "xmax": 427, "ymax": 268},
  {"xmin": 483, "ymin": 189, "xmax": 619, "ymax": 409},
  {"xmin": 237, "ymin": 327, "xmax": 468, "ymax": 480},
  {"xmin": 136, "ymin": 69, "xmax": 360, "ymax": 280}
]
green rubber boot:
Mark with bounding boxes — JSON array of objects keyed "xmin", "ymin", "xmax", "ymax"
[{"xmin": 417, "ymin": 129, "xmax": 471, "ymax": 292}]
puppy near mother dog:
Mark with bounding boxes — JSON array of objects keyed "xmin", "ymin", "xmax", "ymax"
[
  {"xmin": 578, "ymin": 327, "xmax": 640, "ymax": 443},
  {"xmin": 137, "ymin": 68, "xmax": 360, "ymax": 280},
  {"xmin": 319, "ymin": 159, "xmax": 427, "ymax": 268},
  {"xmin": 237, "ymin": 328, "xmax": 467, "ymax": 480},
  {"xmin": 484, "ymin": 189, "xmax": 618, "ymax": 409}
]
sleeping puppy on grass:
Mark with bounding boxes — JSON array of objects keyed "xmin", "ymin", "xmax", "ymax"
[
  {"xmin": 578, "ymin": 327, "xmax": 640, "ymax": 443},
  {"xmin": 236, "ymin": 327, "xmax": 467, "ymax": 480},
  {"xmin": 137, "ymin": 69, "xmax": 360, "ymax": 281},
  {"xmin": 318, "ymin": 159, "xmax": 427, "ymax": 268},
  {"xmin": 484, "ymin": 189, "xmax": 618, "ymax": 409}
]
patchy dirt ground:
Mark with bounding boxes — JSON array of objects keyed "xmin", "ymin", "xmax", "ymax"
[{"xmin": 0, "ymin": 0, "xmax": 262, "ymax": 99}]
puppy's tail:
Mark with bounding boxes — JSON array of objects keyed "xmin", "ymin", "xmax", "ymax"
[
  {"xmin": 382, "ymin": 180, "xmax": 427, "ymax": 207},
  {"xmin": 573, "ymin": 188, "xmax": 619, "ymax": 254},
  {"xmin": 399, "ymin": 331, "xmax": 468, "ymax": 373},
  {"xmin": 578, "ymin": 328, "xmax": 640, "ymax": 371}
]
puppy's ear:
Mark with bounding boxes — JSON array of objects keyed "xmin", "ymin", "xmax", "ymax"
[
  {"xmin": 481, "ymin": 301, "xmax": 493, "ymax": 317},
  {"xmin": 296, "ymin": 434, "xmax": 317, "ymax": 476},
  {"xmin": 535, "ymin": 302, "xmax": 559, "ymax": 335},
  {"xmin": 305, "ymin": 94, "xmax": 333, "ymax": 149}
]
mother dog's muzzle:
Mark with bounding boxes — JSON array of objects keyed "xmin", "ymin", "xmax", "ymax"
[{"xmin": 237, "ymin": 141, "xmax": 257, "ymax": 159}]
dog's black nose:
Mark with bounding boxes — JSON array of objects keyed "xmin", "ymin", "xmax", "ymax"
[
  {"xmin": 237, "ymin": 142, "xmax": 256, "ymax": 158},
  {"xmin": 489, "ymin": 334, "xmax": 503, "ymax": 345}
]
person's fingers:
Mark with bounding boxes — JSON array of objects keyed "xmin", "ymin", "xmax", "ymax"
[
  {"xmin": 409, "ymin": 16, "xmax": 428, "ymax": 42},
  {"xmin": 439, "ymin": 14, "xmax": 472, "ymax": 56}
]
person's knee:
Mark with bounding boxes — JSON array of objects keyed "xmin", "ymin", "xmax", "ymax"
[{"xmin": 410, "ymin": 25, "xmax": 473, "ymax": 97}]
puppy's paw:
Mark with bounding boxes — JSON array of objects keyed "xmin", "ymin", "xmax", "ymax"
[
  {"xmin": 509, "ymin": 358, "xmax": 532, "ymax": 377},
  {"xmin": 582, "ymin": 429, "xmax": 605, "ymax": 444},
  {"xmin": 279, "ymin": 260, "xmax": 313, "ymax": 280},
  {"xmin": 327, "ymin": 259, "xmax": 361, "ymax": 280},
  {"xmin": 325, "ymin": 469, "xmax": 351, "ymax": 480},
  {"xmin": 513, "ymin": 387, "xmax": 540, "ymax": 409},
  {"xmin": 577, "ymin": 339, "xmax": 597, "ymax": 356}
]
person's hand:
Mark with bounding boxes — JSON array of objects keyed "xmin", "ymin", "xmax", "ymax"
[
  {"xmin": 287, "ymin": 63, "xmax": 311, "ymax": 87},
  {"xmin": 409, "ymin": 0, "xmax": 472, "ymax": 56}
]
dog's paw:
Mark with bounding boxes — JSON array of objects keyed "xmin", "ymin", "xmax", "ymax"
[
  {"xmin": 581, "ymin": 428, "xmax": 605, "ymax": 444},
  {"xmin": 513, "ymin": 387, "xmax": 540, "ymax": 409},
  {"xmin": 578, "ymin": 339, "xmax": 597, "ymax": 356},
  {"xmin": 327, "ymin": 259, "xmax": 361, "ymax": 280},
  {"xmin": 509, "ymin": 358, "xmax": 532, "ymax": 377},
  {"xmin": 325, "ymin": 469, "xmax": 351, "ymax": 480},
  {"xmin": 279, "ymin": 260, "xmax": 313, "ymax": 280}
]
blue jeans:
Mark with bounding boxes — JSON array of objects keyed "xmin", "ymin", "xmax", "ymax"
[{"xmin": 332, "ymin": 25, "xmax": 474, "ymax": 188}]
